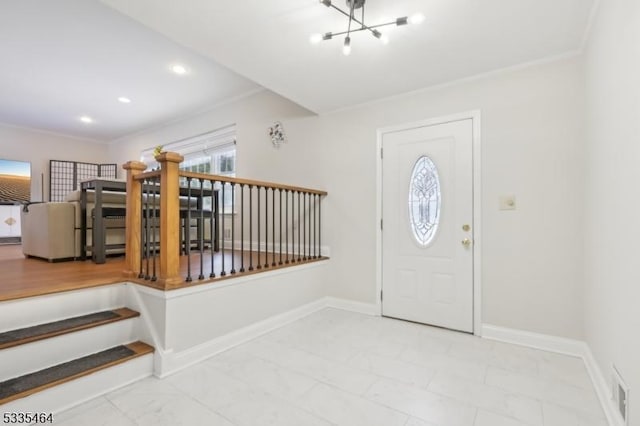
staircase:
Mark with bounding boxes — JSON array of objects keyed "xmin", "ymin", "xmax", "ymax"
[{"xmin": 0, "ymin": 284, "xmax": 154, "ymax": 414}]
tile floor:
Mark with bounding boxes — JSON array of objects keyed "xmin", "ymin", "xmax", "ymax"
[{"xmin": 54, "ymin": 309, "xmax": 607, "ymax": 426}]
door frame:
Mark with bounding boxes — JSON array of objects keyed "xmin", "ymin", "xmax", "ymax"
[{"xmin": 376, "ymin": 110, "xmax": 483, "ymax": 336}]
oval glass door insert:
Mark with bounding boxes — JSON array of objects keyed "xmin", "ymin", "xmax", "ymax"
[{"xmin": 408, "ymin": 156, "xmax": 441, "ymax": 246}]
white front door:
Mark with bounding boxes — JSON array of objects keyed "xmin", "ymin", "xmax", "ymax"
[{"xmin": 382, "ymin": 119, "xmax": 474, "ymax": 333}]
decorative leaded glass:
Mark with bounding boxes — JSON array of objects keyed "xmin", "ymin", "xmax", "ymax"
[{"xmin": 408, "ymin": 156, "xmax": 441, "ymax": 246}]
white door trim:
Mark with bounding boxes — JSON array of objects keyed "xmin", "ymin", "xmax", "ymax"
[{"xmin": 376, "ymin": 110, "xmax": 483, "ymax": 335}]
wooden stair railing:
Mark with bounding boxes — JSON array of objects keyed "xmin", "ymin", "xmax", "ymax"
[{"xmin": 123, "ymin": 151, "xmax": 328, "ymax": 290}]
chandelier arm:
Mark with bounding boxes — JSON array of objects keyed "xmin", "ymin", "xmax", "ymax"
[
  {"xmin": 347, "ymin": 1, "xmax": 354, "ymax": 36},
  {"xmin": 328, "ymin": 27, "xmax": 376, "ymax": 38},
  {"xmin": 322, "ymin": 20, "xmax": 398, "ymax": 40},
  {"xmin": 367, "ymin": 20, "xmax": 403, "ymax": 29},
  {"xmin": 327, "ymin": 4, "xmax": 402, "ymax": 35}
]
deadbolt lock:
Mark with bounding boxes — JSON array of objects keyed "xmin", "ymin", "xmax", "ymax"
[{"xmin": 462, "ymin": 224, "xmax": 471, "ymax": 232}]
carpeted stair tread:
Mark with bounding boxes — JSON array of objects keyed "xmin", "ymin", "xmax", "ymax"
[
  {"xmin": 0, "ymin": 308, "xmax": 139, "ymax": 350},
  {"xmin": 0, "ymin": 342, "xmax": 153, "ymax": 405}
]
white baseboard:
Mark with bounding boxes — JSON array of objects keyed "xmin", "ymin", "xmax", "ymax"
[
  {"xmin": 482, "ymin": 324, "xmax": 623, "ymax": 426},
  {"xmin": 583, "ymin": 345, "xmax": 625, "ymax": 426},
  {"xmin": 325, "ymin": 297, "xmax": 378, "ymax": 316},
  {"xmin": 481, "ymin": 324, "xmax": 586, "ymax": 357}
]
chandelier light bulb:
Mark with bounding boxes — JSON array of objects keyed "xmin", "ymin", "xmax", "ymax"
[
  {"xmin": 409, "ymin": 13, "xmax": 425, "ymax": 25},
  {"xmin": 343, "ymin": 36, "xmax": 351, "ymax": 56},
  {"xmin": 380, "ymin": 34, "xmax": 389, "ymax": 45},
  {"xmin": 310, "ymin": 33, "xmax": 323, "ymax": 44}
]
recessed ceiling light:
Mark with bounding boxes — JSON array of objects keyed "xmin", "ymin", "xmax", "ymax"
[
  {"xmin": 118, "ymin": 97, "xmax": 131, "ymax": 104},
  {"xmin": 171, "ymin": 64, "xmax": 188, "ymax": 75},
  {"xmin": 79, "ymin": 116, "xmax": 93, "ymax": 124}
]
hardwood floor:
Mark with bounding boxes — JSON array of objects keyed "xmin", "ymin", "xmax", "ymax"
[
  {"xmin": 0, "ymin": 245, "xmax": 126, "ymax": 302},
  {"xmin": 0, "ymin": 245, "xmax": 327, "ymax": 301}
]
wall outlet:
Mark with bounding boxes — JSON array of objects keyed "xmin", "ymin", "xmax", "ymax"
[
  {"xmin": 612, "ymin": 365, "xmax": 629, "ymax": 425},
  {"xmin": 499, "ymin": 195, "xmax": 516, "ymax": 210}
]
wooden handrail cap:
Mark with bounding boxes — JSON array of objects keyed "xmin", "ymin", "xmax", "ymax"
[
  {"xmin": 122, "ymin": 161, "xmax": 147, "ymax": 171},
  {"xmin": 155, "ymin": 152, "xmax": 184, "ymax": 164}
]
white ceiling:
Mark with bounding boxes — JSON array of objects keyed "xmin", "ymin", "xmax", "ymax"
[
  {"xmin": 0, "ymin": 0, "xmax": 596, "ymax": 142},
  {"xmin": 0, "ymin": 0, "xmax": 260, "ymax": 142},
  {"xmin": 102, "ymin": 0, "xmax": 596, "ymax": 114}
]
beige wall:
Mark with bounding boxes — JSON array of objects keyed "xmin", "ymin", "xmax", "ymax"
[
  {"xmin": 0, "ymin": 124, "xmax": 108, "ymax": 201},
  {"xmin": 584, "ymin": 0, "xmax": 640, "ymax": 424},
  {"xmin": 109, "ymin": 56, "xmax": 586, "ymax": 340}
]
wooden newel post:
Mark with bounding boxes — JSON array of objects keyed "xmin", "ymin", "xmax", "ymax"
[
  {"xmin": 122, "ymin": 161, "xmax": 147, "ymax": 279},
  {"xmin": 156, "ymin": 152, "xmax": 184, "ymax": 289}
]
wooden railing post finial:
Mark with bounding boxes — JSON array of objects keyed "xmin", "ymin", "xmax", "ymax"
[{"xmin": 122, "ymin": 161, "xmax": 148, "ymax": 279}]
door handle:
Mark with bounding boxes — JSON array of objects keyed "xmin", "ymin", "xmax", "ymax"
[{"xmin": 461, "ymin": 238, "xmax": 472, "ymax": 247}]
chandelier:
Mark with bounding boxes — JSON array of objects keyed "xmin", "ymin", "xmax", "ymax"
[{"xmin": 310, "ymin": 0, "xmax": 424, "ymax": 55}]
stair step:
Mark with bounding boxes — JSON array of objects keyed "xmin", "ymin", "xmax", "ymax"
[
  {"xmin": 0, "ymin": 308, "xmax": 139, "ymax": 350},
  {"xmin": 0, "ymin": 341, "xmax": 153, "ymax": 405}
]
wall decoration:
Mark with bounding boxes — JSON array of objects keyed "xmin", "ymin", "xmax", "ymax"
[
  {"xmin": 0, "ymin": 159, "xmax": 31, "ymax": 203},
  {"xmin": 269, "ymin": 122, "xmax": 287, "ymax": 148}
]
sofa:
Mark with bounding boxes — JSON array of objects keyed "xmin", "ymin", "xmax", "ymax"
[{"xmin": 21, "ymin": 189, "xmax": 127, "ymax": 262}]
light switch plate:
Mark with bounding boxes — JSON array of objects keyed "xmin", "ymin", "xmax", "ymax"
[{"xmin": 499, "ymin": 195, "xmax": 516, "ymax": 210}]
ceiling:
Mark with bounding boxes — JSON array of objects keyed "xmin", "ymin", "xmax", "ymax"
[
  {"xmin": 102, "ymin": 0, "xmax": 596, "ymax": 114},
  {"xmin": 0, "ymin": 0, "xmax": 260, "ymax": 142},
  {"xmin": 0, "ymin": 0, "xmax": 596, "ymax": 142}
]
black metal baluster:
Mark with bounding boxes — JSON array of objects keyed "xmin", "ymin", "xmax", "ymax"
[
  {"xmin": 240, "ymin": 184, "xmax": 245, "ymax": 273},
  {"xmin": 138, "ymin": 179, "xmax": 145, "ymax": 279},
  {"xmin": 198, "ymin": 178, "xmax": 205, "ymax": 280},
  {"xmin": 298, "ymin": 191, "xmax": 301, "ymax": 262},
  {"xmin": 308, "ymin": 192, "xmax": 312, "ymax": 260},
  {"xmin": 264, "ymin": 187, "xmax": 269, "ymax": 268},
  {"xmin": 231, "ymin": 183, "xmax": 236, "ymax": 274},
  {"xmin": 214, "ymin": 180, "xmax": 218, "ymax": 278},
  {"xmin": 151, "ymin": 180, "xmax": 158, "ymax": 280},
  {"xmin": 144, "ymin": 179, "xmax": 151, "ymax": 279},
  {"xmin": 185, "ymin": 177, "xmax": 193, "ymax": 282},
  {"xmin": 271, "ymin": 187, "xmax": 276, "ymax": 267},
  {"xmin": 318, "ymin": 194, "xmax": 322, "ymax": 258},
  {"xmin": 312, "ymin": 193, "xmax": 315, "ymax": 259},
  {"xmin": 220, "ymin": 182, "xmax": 226, "ymax": 276},
  {"xmin": 313, "ymin": 193, "xmax": 317, "ymax": 259},
  {"xmin": 316, "ymin": 194, "xmax": 322, "ymax": 259},
  {"xmin": 303, "ymin": 192, "xmax": 307, "ymax": 261},
  {"xmin": 285, "ymin": 190, "xmax": 289, "ymax": 264},
  {"xmin": 279, "ymin": 188, "xmax": 283, "ymax": 265},
  {"xmin": 249, "ymin": 185, "xmax": 254, "ymax": 271},
  {"xmin": 256, "ymin": 185, "xmax": 261, "ymax": 270}
]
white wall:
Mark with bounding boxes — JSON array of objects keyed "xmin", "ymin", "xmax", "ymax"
[
  {"xmin": 303, "ymin": 57, "xmax": 586, "ymax": 340},
  {"xmin": 584, "ymin": 0, "xmax": 640, "ymax": 424},
  {"xmin": 128, "ymin": 263, "xmax": 329, "ymax": 376},
  {"xmin": 107, "ymin": 90, "xmax": 323, "ymax": 189},
  {"xmin": 108, "ymin": 56, "xmax": 585, "ymax": 340},
  {"xmin": 0, "ymin": 123, "xmax": 108, "ymax": 201}
]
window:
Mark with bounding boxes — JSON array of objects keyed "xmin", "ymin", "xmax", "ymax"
[
  {"xmin": 140, "ymin": 125, "xmax": 236, "ymax": 213},
  {"xmin": 408, "ymin": 156, "xmax": 441, "ymax": 246}
]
